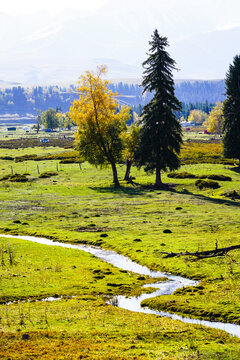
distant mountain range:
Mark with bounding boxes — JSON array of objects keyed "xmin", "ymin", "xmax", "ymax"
[{"xmin": 0, "ymin": 1, "xmax": 240, "ymax": 84}]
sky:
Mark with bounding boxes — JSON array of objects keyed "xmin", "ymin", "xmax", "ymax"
[
  {"xmin": 1, "ymin": 0, "xmax": 240, "ymax": 30},
  {"xmin": 0, "ymin": 0, "xmax": 109, "ymax": 15},
  {"xmin": 1, "ymin": 0, "xmax": 239, "ymax": 19},
  {"xmin": 1, "ymin": 0, "xmax": 240, "ymax": 82}
]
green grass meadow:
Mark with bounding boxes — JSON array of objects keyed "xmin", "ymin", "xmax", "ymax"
[{"xmin": 0, "ymin": 141, "xmax": 240, "ymax": 359}]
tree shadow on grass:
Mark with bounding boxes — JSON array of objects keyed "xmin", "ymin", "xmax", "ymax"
[
  {"xmin": 169, "ymin": 187, "xmax": 240, "ymax": 208},
  {"xmin": 227, "ymin": 166, "xmax": 240, "ymax": 174},
  {"xmin": 89, "ymin": 184, "xmax": 147, "ymax": 196},
  {"xmin": 91, "ymin": 181, "xmax": 240, "ymax": 206}
]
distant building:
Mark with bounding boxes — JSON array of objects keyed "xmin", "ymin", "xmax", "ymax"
[{"xmin": 180, "ymin": 121, "xmax": 195, "ymax": 128}]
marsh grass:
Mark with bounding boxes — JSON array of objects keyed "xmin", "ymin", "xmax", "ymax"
[
  {"xmin": 0, "ymin": 297, "xmax": 239, "ymax": 359},
  {"xmin": 0, "ymin": 237, "xmax": 150, "ymax": 304},
  {"xmin": 0, "ymin": 242, "xmax": 16, "ymax": 266}
]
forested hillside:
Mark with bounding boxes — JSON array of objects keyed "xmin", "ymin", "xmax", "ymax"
[
  {"xmin": 174, "ymin": 79, "xmax": 225, "ymax": 103},
  {"xmin": 0, "ymin": 80, "xmax": 225, "ymax": 120}
]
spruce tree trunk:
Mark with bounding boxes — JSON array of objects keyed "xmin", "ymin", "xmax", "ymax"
[
  {"xmin": 155, "ymin": 165, "xmax": 162, "ymax": 188},
  {"xmin": 124, "ymin": 159, "xmax": 132, "ymax": 181},
  {"xmin": 111, "ymin": 162, "xmax": 120, "ymax": 187}
]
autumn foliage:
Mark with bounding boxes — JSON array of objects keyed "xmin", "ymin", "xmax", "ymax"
[{"xmin": 69, "ymin": 66, "xmax": 130, "ymax": 187}]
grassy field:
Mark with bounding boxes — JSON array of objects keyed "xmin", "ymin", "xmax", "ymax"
[{"xmin": 0, "ymin": 136, "xmax": 240, "ymax": 359}]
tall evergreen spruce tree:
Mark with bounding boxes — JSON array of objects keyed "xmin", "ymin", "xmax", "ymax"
[
  {"xmin": 136, "ymin": 29, "xmax": 182, "ymax": 187},
  {"xmin": 223, "ymin": 55, "xmax": 240, "ymax": 167}
]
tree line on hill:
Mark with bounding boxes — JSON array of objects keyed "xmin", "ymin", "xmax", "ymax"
[
  {"xmin": 0, "ymin": 80, "xmax": 226, "ymax": 120},
  {"xmin": 174, "ymin": 80, "xmax": 225, "ymax": 104}
]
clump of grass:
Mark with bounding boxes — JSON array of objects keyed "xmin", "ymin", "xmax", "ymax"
[
  {"xmin": 39, "ymin": 172, "xmax": 58, "ymax": 178},
  {"xmin": 195, "ymin": 179, "xmax": 220, "ymax": 189}
]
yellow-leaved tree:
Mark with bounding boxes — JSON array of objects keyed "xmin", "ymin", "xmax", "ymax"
[
  {"xmin": 69, "ymin": 66, "xmax": 130, "ymax": 187},
  {"xmin": 187, "ymin": 109, "xmax": 208, "ymax": 125},
  {"xmin": 204, "ymin": 102, "xmax": 224, "ymax": 134}
]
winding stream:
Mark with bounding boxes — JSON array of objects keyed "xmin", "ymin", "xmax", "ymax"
[{"xmin": 1, "ymin": 234, "xmax": 240, "ymax": 338}]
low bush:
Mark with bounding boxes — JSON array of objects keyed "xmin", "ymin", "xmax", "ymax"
[
  {"xmin": 195, "ymin": 179, "xmax": 220, "ymax": 189},
  {"xmin": 0, "ymin": 174, "xmax": 28, "ymax": 182},
  {"xmin": 14, "ymin": 151, "xmax": 79, "ymax": 163},
  {"xmin": 180, "ymin": 142, "xmax": 238, "ymax": 165},
  {"xmin": 15, "ymin": 154, "xmax": 38, "ymax": 162},
  {"xmin": 0, "ymin": 156, "xmax": 14, "ymax": 160},
  {"xmin": 39, "ymin": 171, "xmax": 58, "ymax": 178},
  {"xmin": 37, "ymin": 151, "xmax": 79, "ymax": 161},
  {"xmin": 167, "ymin": 172, "xmax": 196, "ymax": 179},
  {"xmin": 60, "ymin": 158, "xmax": 82, "ymax": 164},
  {"xmin": 168, "ymin": 172, "xmax": 232, "ymax": 181},
  {"xmin": 199, "ymin": 174, "xmax": 232, "ymax": 181}
]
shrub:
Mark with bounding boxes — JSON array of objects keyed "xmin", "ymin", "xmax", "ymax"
[
  {"xmin": 180, "ymin": 142, "xmax": 238, "ymax": 165},
  {"xmin": 199, "ymin": 175, "xmax": 232, "ymax": 181},
  {"xmin": 40, "ymin": 151, "xmax": 79, "ymax": 161},
  {"xmin": 195, "ymin": 179, "xmax": 220, "ymax": 189},
  {"xmin": 206, "ymin": 174, "xmax": 232, "ymax": 181},
  {"xmin": 168, "ymin": 172, "xmax": 232, "ymax": 181},
  {"xmin": 0, "ymin": 175, "xmax": 11, "ymax": 181},
  {"xmin": 15, "ymin": 154, "xmax": 38, "ymax": 162},
  {"xmin": 60, "ymin": 158, "xmax": 82, "ymax": 164},
  {"xmin": 39, "ymin": 172, "xmax": 58, "ymax": 178},
  {"xmin": 0, "ymin": 174, "xmax": 28, "ymax": 182},
  {"xmin": 14, "ymin": 151, "xmax": 79, "ymax": 162},
  {"xmin": 167, "ymin": 172, "xmax": 196, "ymax": 179},
  {"xmin": 0, "ymin": 156, "xmax": 14, "ymax": 160}
]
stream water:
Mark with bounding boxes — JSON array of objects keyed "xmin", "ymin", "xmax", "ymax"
[{"xmin": 1, "ymin": 234, "xmax": 240, "ymax": 338}]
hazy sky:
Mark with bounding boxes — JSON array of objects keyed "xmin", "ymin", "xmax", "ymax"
[
  {"xmin": 1, "ymin": 0, "xmax": 240, "ymax": 81},
  {"xmin": 1, "ymin": 0, "xmax": 240, "ymax": 19},
  {"xmin": 0, "ymin": 0, "xmax": 109, "ymax": 15},
  {"xmin": 1, "ymin": 0, "xmax": 240, "ymax": 29}
]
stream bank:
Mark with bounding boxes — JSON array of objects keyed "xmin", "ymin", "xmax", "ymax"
[{"xmin": 1, "ymin": 233, "xmax": 239, "ymax": 338}]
